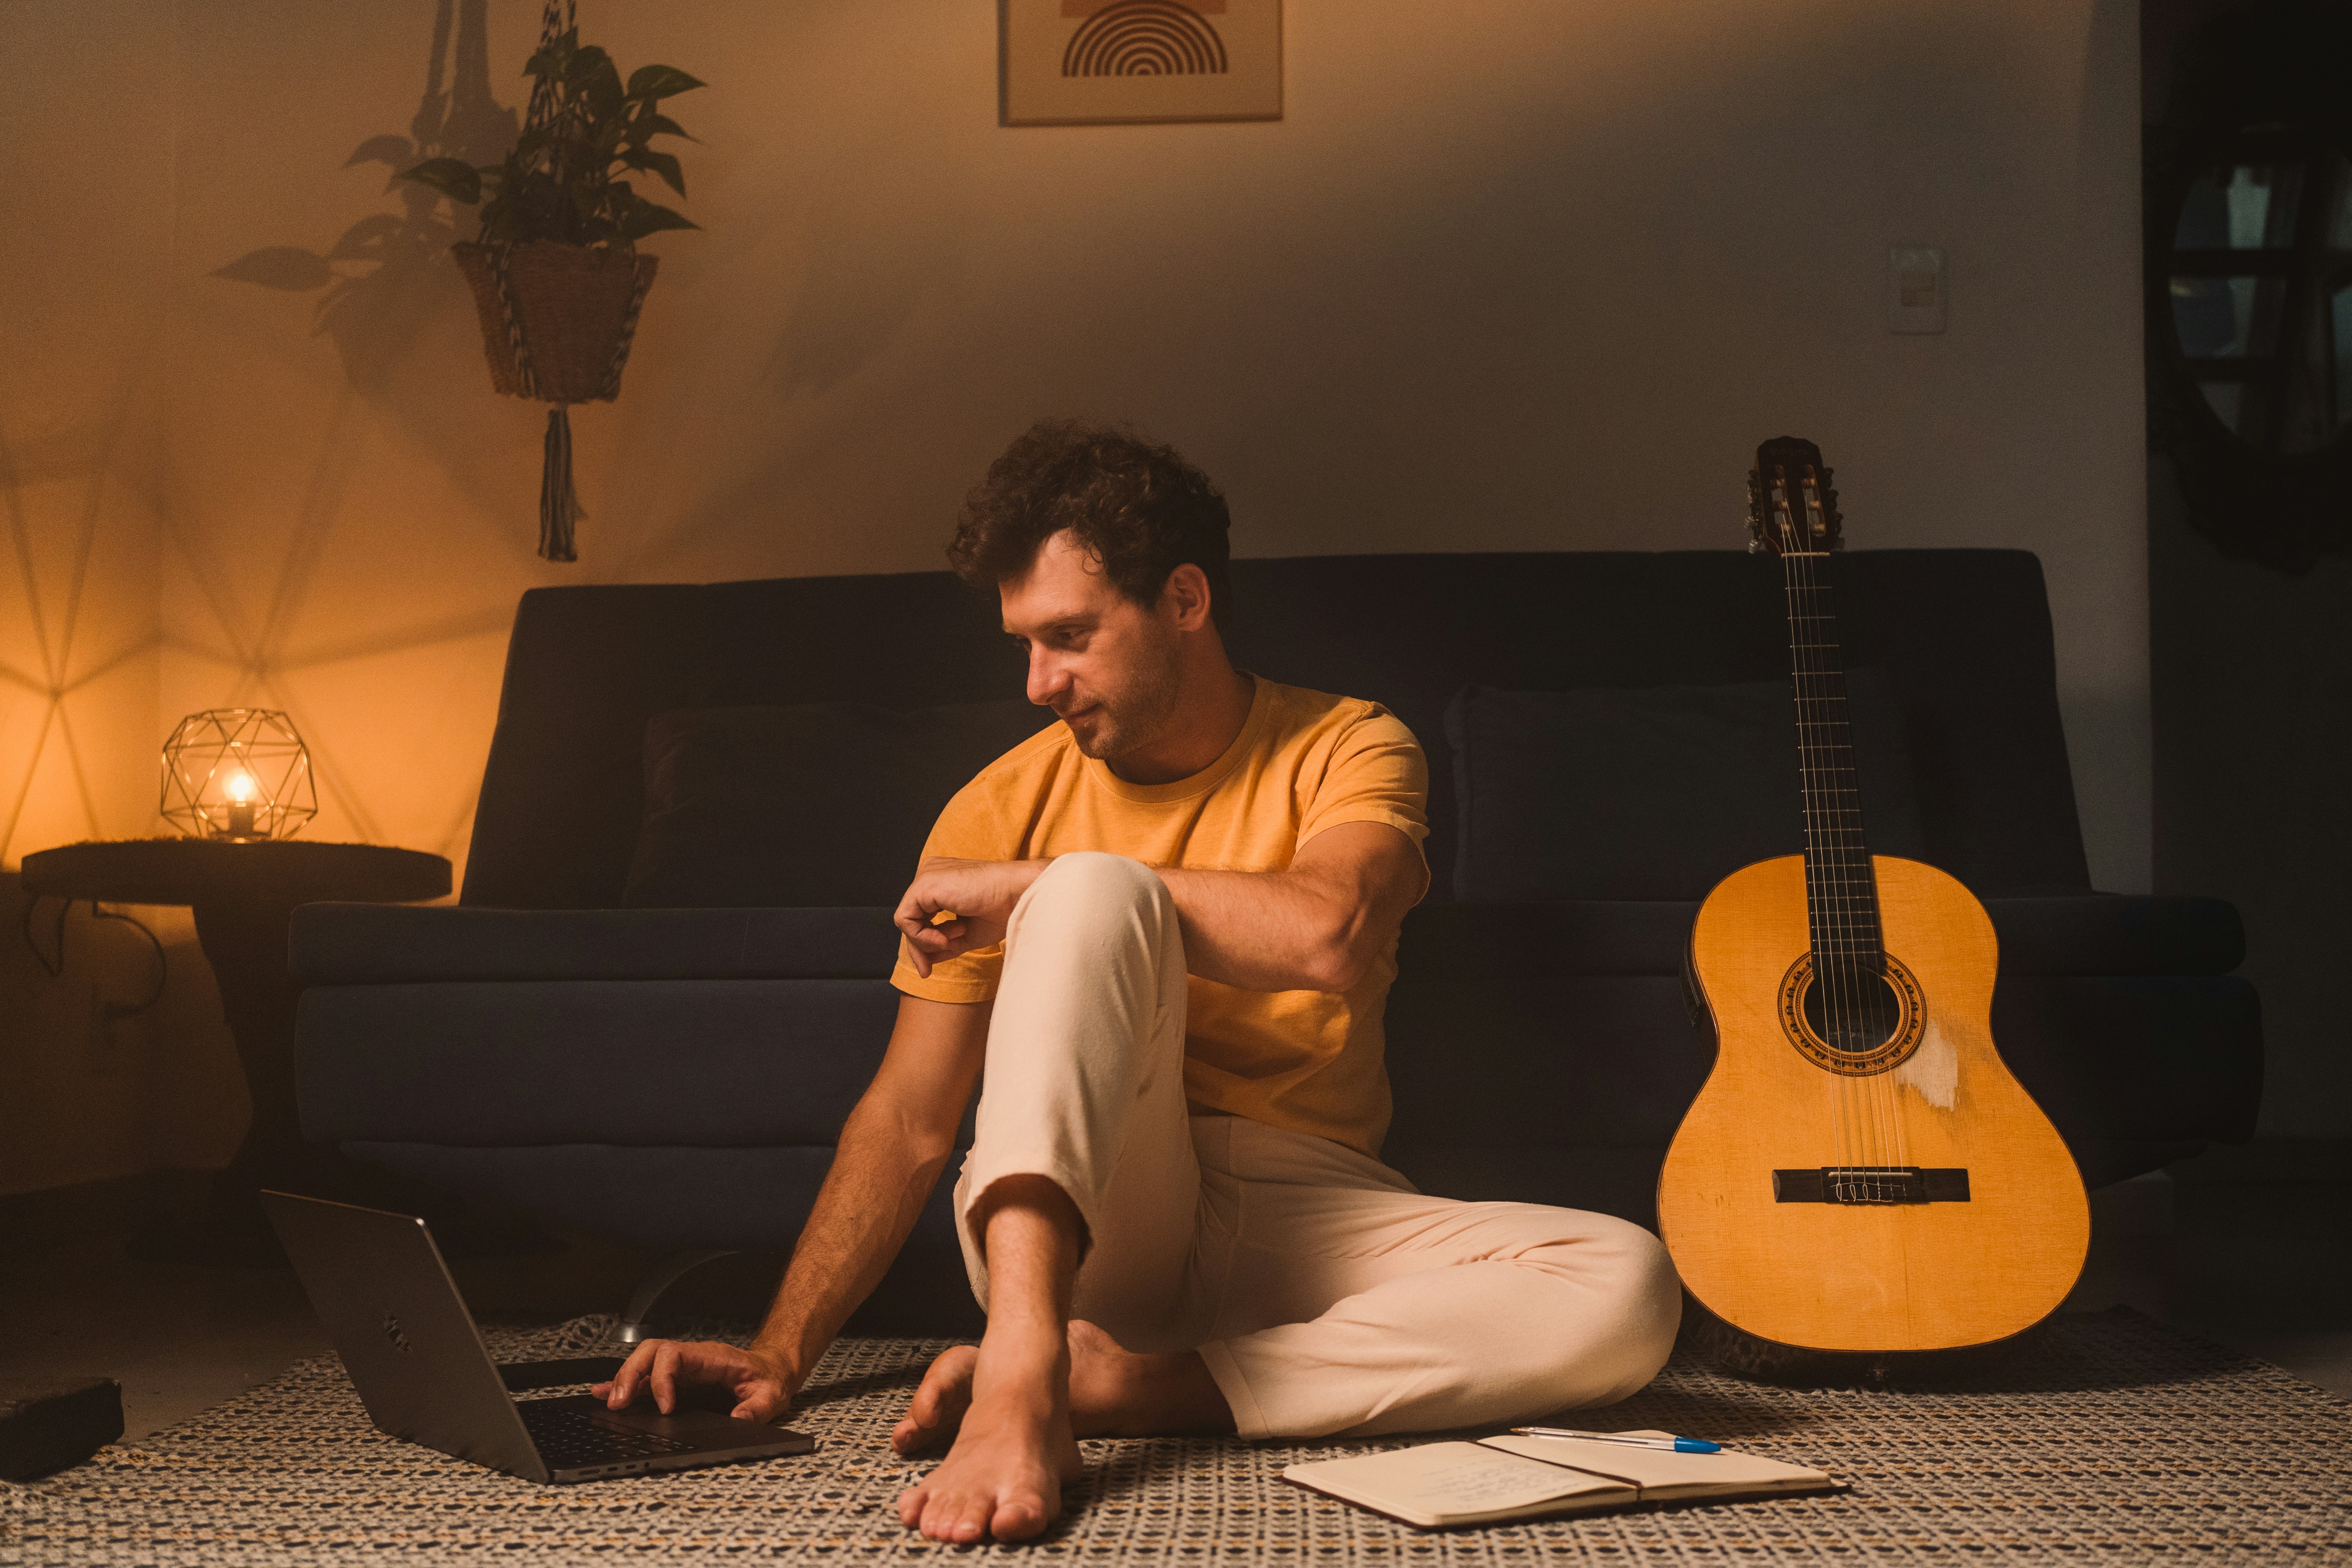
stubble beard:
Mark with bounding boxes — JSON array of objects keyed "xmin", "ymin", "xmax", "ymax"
[{"xmin": 1065, "ymin": 655, "xmax": 1184, "ymax": 764}]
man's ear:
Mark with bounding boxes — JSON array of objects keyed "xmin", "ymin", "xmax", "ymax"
[{"xmin": 1161, "ymin": 564, "xmax": 1214, "ymax": 632}]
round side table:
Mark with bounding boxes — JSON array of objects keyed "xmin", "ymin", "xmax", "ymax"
[{"xmin": 19, "ymin": 839, "xmax": 450, "ymax": 1260}]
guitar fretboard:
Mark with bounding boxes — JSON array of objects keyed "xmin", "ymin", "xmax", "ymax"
[{"xmin": 1774, "ymin": 534, "xmax": 1885, "ymax": 976}]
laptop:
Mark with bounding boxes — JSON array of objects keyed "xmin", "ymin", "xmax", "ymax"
[{"xmin": 263, "ymin": 1191, "xmax": 815, "ymax": 1484}]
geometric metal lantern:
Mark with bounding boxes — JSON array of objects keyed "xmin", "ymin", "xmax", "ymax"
[{"xmin": 160, "ymin": 708, "xmax": 318, "ymax": 841}]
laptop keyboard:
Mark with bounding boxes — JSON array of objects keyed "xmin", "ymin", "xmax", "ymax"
[{"xmin": 520, "ymin": 1401, "xmax": 697, "ymax": 1469}]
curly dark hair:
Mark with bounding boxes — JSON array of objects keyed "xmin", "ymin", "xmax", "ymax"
[{"xmin": 947, "ymin": 419, "xmax": 1233, "ymax": 628}]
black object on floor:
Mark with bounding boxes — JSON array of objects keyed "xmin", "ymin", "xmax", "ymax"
[{"xmin": 0, "ymin": 1376, "xmax": 122, "ymax": 1481}]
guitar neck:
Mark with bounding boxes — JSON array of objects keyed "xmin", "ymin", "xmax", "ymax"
[{"xmin": 1776, "ymin": 541, "xmax": 1885, "ymax": 974}]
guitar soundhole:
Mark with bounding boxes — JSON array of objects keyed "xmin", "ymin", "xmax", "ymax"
[
  {"xmin": 1802, "ymin": 964, "xmax": 1903, "ymax": 1056},
  {"xmin": 1779, "ymin": 953, "xmax": 1925, "ymax": 1076}
]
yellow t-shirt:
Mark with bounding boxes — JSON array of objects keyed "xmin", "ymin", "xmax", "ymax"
[{"xmin": 890, "ymin": 676, "xmax": 1429, "ymax": 1158}]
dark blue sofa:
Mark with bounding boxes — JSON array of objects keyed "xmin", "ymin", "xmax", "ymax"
[{"xmin": 291, "ymin": 552, "xmax": 2262, "ymax": 1331}]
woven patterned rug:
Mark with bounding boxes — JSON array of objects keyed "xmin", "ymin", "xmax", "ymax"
[{"xmin": 3, "ymin": 1307, "xmax": 2347, "ymax": 1564}]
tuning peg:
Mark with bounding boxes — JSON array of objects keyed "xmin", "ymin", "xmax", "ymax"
[
  {"xmin": 1825, "ymin": 489, "xmax": 1839, "ymax": 509},
  {"xmin": 1748, "ymin": 539, "xmax": 1765, "ymax": 554}
]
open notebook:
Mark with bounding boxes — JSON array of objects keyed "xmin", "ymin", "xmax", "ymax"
[{"xmin": 1283, "ymin": 1430, "xmax": 1838, "ymax": 1530}]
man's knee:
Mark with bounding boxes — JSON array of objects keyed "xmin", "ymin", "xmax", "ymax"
[
  {"xmin": 1023, "ymin": 851, "xmax": 1173, "ymax": 925},
  {"xmin": 1580, "ymin": 1219, "xmax": 1682, "ymax": 1400},
  {"xmin": 1507, "ymin": 1214, "xmax": 1681, "ymax": 1407}
]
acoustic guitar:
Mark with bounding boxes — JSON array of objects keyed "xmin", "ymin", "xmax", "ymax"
[{"xmin": 1656, "ymin": 437, "xmax": 2090, "ymax": 1357}]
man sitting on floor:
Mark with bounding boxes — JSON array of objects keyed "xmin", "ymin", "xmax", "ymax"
[{"xmin": 597, "ymin": 420, "xmax": 1680, "ymax": 1542}]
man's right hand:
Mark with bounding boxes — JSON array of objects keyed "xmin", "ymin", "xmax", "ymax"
[
  {"xmin": 593, "ymin": 1339, "xmax": 794, "ymax": 1425},
  {"xmin": 894, "ymin": 857, "xmax": 1050, "ymax": 978}
]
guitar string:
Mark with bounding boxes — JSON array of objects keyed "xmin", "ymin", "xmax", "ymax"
[
  {"xmin": 1804, "ymin": 504, "xmax": 1869, "ymax": 1175},
  {"xmin": 1786, "ymin": 498, "xmax": 1861, "ymax": 1174},
  {"xmin": 1806, "ymin": 543, "xmax": 1870, "ymax": 1176},
  {"xmin": 1783, "ymin": 468, "xmax": 1913, "ymax": 1185},
  {"xmin": 1773, "ymin": 477, "xmax": 1839, "ymax": 1173},
  {"xmin": 1796, "ymin": 516, "xmax": 1883, "ymax": 1178},
  {"xmin": 1776, "ymin": 475, "xmax": 1859, "ymax": 1177},
  {"xmin": 1805, "ymin": 527, "xmax": 1901, "ymax": 1181},
  {"xmin": 1794, "ymin": 477, "xmax": 1911, "ymax": 1182}
]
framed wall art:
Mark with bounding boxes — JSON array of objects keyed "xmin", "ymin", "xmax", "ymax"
[{"xmin": 1001, "ymin": 0, "xmax": 1283, "ymax": 127}]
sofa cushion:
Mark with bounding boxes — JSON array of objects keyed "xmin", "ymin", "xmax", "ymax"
[
  {"xmin": 291, "ymin": 904, "xmax": 901, "ymax": 985},
  {"xmin": 298, "ymin": 978, "xmax": 904, "ymax": 1147},
  {"xmin": 621, "ymin": 700, "xmax": 1053, "ymax": 908},
  {"xmin": 1444, "ymin": 670, "xmax": 1925, "ymax": 903}
]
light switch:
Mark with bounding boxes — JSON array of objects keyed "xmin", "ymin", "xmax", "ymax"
[{"xmin": 1888, "ymin": 246, "xmax": 1946, "ymax": 334}]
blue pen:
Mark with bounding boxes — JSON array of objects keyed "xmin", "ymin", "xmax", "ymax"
[{"xmin": 1509, "ymin": 1425, "xmax": 1722, "ymax": 1454}]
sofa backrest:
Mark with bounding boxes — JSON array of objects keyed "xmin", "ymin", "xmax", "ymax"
[{"xmin": 460, "ymin": 549, "xmax": 2091, "ymax": 909}]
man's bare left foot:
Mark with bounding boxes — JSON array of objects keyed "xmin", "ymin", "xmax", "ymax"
[
  {"xmin": 896, "ymin": 1337, "xmax": 1082, "ymax": 1543},
  {"xmin": 891, "ymin": 1345, "xmax": 978, "ymax": 1455},
  {"xmin": 892, "ymin": 1322, "xmax": 1232, "ymax": 1457}
]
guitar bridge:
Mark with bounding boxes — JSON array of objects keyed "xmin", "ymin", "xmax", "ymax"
[{"xmin": 1773, "ymin": 1167, "xmax": 1971, "ymax": 1204}]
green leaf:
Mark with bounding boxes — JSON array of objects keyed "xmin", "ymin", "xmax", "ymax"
[
  {"xmin": 325, "ymin": 213, "xmax": 403, "ymax": 260},
  {"xmin": 581, "ymin": 56, "xmax": 625, "ymax": 119},
  {"xmin": 564, "ymin": 43, "xmax": 611, "ymax": 85},
  {"xmin": 635, "ymin": 112, "xmax": 697, "ymax": 144},
  {"xmin": 621, "ymin": 147, "xmax": 686, "ymax": 197},
  {"xmin": 626, "ymin": 63, "xmax": 706, "ymax": 101},
  {"xmin": 397, "ymin": 157, "xmax": 483, "ymax": 204},
  {"xmin": 619, "ymin": 197, "xmax": 699, "ymax": 240},
  {"xmin": 344, "ymin": 134, "xmax": 414, "ymax": 169}
]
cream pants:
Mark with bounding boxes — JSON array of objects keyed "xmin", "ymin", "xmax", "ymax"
[{"xmin": 951, "ymin": 852, "xmax": 1682, "ymax": 1439}]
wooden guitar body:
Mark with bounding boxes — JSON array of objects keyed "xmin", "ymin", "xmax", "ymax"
[{"xmin": 1659, "ymin": 853, "xmax": 2090, "ymax": 1353}]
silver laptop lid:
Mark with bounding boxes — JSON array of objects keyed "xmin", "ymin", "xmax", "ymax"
[{"xmin": 263, "ymin": 1191, "xmax": 548, "ymax": 1483}]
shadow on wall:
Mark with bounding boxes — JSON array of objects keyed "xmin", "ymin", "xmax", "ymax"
[
  {"xmin": 211, "ymin": 0, "xmax": 515, "ymax": 393},
  {"xmin": 180, "ymin": 0, "xmax": 529, "ymax": 865}
]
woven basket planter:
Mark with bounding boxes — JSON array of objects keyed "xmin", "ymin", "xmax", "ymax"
[
  {"xmin": 451, "ymin": 240, "xmax": 659, "ymax": 561},
  {"xmin": 452, "ymin": 240, "xmax": 659, "ymax": 404}
]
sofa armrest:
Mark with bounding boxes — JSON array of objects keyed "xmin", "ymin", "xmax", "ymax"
[
  {"xmin": 1399, "ymin": 895, "xmax": 2246, "ymax": 979},
  {"xmin": 290, "ymin": 903, "xmax": 900, "ymax": 985},
  {"xmin": 1983, "ymin": 895, "xmax": 2244, "ymax": 976}
]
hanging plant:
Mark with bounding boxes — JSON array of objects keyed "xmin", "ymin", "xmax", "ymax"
[{"xmin": 402, "ymin": 0, "xmax": 703, "ymax": 562}]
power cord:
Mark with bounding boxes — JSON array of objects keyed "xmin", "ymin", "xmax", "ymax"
[
  {"xmin": 21, "ymin": 894, "xmax": 68, "ymax": 978},
  {"xmin": 17, "ymin": 896, "xmax": 168, "ymax": 1016},
  {"xmin": 89, "ymin": 903, "xmax": 169, "ymax": 1017}
]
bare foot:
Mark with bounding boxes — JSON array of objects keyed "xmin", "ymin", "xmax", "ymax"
[
  {"xmin": 891, "ymin": 1345, "xmax": 977, "ymax": 1456},
  {"xmin": 1068, "ymin": 1320, "xmax": 1234, "ymax": 1437},
  {"xmin": 1066, "ymin": 1320, "xmax": 1146, "ymax": 1433},
  {"xmin": 894, "ymin": 1322, "xmax": 1232, "ymax": 1458},
  {"xmin": 896, "ymin": 1344, "xmax": 1083, "ymax": 1543}
]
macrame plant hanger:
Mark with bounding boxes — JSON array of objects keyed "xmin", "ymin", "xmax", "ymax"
[{"xmin": 458, "ymin": 0, "xmax": 659, "ymax": 562}]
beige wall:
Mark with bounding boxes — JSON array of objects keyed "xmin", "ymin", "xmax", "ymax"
[
  {"xmin": 0, "ymin": 0, "xmax": 249, "ymax": 1194},
  {"xmin": 2, "ymin": 0, "xmax": 2150, "ymax": 1192}
]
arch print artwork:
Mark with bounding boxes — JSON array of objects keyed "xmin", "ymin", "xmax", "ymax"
[
  {"xmin": 1004, "ymin": 0, "xmax": 1280, "ymax": 126},
  {"xmin": 1063, "ymin": 2, "xmax": 1230, "ymax": 77}
]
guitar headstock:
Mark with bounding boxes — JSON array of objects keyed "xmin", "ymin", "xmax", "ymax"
[{"xmin": 1744, "ymin": 436, "xmax": 1844, "ymax": 556}]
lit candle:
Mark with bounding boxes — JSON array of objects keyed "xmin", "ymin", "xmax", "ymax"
[{"xmin": 225, "ymin": 771, "xmax": 258, "ymax": 839}]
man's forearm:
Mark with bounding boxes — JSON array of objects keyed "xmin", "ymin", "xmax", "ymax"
[
  {"xmin": 1156, "ymin": 864, "xmax": 1366, "ymax": 992},
  {"xmin": 898, "ymin": 825, "xmax": 1420, "ymax": 997},
  {"xmin": 746, "ymin": 1100, "xmax": 957, "ymax": 1389}
]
